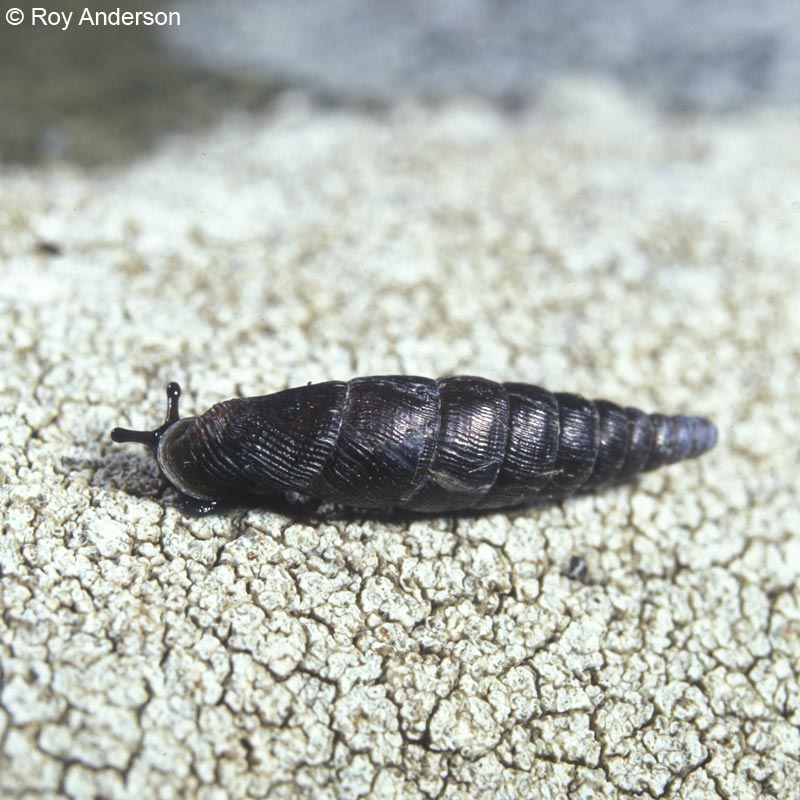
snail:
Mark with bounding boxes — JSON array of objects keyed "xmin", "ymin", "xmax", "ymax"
[{"xmin": 111, "ymin": 377, "xmax": 717, "ymax": 514}]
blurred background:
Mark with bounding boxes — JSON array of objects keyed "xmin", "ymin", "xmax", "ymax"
[{"xmin": 2, "ymin": 0, "xmax": 799, "ymax": 166}]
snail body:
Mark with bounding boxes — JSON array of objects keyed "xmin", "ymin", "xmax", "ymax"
[{"xmin": 111, "ymin": 376, "xmax": 717, "ymax": 513}]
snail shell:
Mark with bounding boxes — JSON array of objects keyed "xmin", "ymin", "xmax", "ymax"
[{"xmin": 111, "ymin": 376, "xmax": 717, "ymax": 513}]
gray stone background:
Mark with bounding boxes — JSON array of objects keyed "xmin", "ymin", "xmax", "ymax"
[{"xmin": 1, "ymin": 1, "xmax": 799, "ymax": 798}]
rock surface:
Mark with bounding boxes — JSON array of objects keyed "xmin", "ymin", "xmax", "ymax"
[{"xmin": 1, "ymin": 87, "xmax": 799, "ymax": 798}]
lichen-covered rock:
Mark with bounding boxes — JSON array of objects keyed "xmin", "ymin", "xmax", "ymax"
[{"xmin": 1, "ymin": 86, "xmax": 799, "ymax": 798}]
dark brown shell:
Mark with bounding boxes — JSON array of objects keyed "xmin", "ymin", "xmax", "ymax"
[{"xmin": 111, "ymin": 376, "xmax": 717, "ymax": 512}]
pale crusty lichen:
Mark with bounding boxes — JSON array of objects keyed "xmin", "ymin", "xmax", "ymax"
[{"xmin": 1, "ymin": 86, "xmax": 799, "ymax": 799}]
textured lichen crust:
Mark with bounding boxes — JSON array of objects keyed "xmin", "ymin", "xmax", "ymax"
[{"xmin": 1, "ymin": 86, "xmax": 799, "ymax": 798}]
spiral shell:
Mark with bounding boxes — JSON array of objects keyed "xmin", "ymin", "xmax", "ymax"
[{"xmin": 111, "ymin": 376, "xmax": 717, "ymax": 512}]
